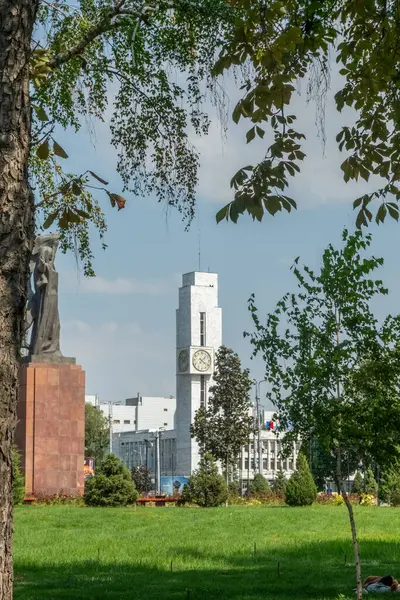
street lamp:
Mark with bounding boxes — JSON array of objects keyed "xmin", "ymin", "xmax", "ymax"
[{"xmin": 254, "ymin": 379, "xmax": 267, "ymax": 474}]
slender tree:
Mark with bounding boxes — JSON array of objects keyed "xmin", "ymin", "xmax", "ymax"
[
  {"xmin": 352, "ymin": 472, "xmax": 363, "ymax": 495},
  {"xmin": 247, "ymin": 229, "xmax": 400, "ymax": 600},
  {"xmin": 0, "ymin": 3, "xmax": 234, "ymax": 597},
  {"xmin": 131, "ymin": 465, "xmax": 151, "ymax": 495},
  {"xmin": 85, "ymin": 403, "xmax": 109, "ymax": 470},
  {"xmin": 191, "ymin": 345, "xmax": 254, "ymax": 484},
  {"xmin": 364, "ymin": 467, "xmax": 378, "ymax": 495},
  {"xmin": 272, "ymin": 468, "xmax": 286, "ymax": 498}
]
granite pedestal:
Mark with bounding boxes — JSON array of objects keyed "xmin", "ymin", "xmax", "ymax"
[{"xmin": 15, "ymin": 359, "xmax": 85, "ymax": 496}]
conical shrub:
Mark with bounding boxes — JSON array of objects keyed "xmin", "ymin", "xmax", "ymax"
[{"xmin": 285, "ymin": 453, "xmax": 317, "ymax": 506}]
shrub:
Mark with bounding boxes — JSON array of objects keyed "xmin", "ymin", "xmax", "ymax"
[
  {"xmin": 360, "ymin": 493, "xmax": 375, "ymax": 506},
  {"xmin": 181, "ymin": 453, "xmax": 228, "ymax": 508},
  {"xmin": 365, "ymin": 468, "xmax": 378, "ymax": 495},
  {"xmin": 332, "ymin": 493, "xmax": 345, "ymax": 506},
  {"xmin": 32, "ymin": 493, "xmax": 84, "ymax": 506},
  {"xmin": 272, "ymin": 468, "xmax": 287, "ymax": 497},
  {"xmin": 391, "ymin": 489, "xmax": 400, "ymax": 507},
  {"xmin": 228, "ymin": 480, "xmax": 241, "ymax": 496},
  {"xmin": 12, "ymin": 447, "xmax": 25, "ymax": 505},
  {"xmin": 249, "ymin": 473, "xmax": 270, "ymax": 494},
  {"xmin": 131, "ymin": 465, "xmax": 151, "ymax": 495},
  {"xmin": 85, "ymin": 454, "xmax": 138, "ymax": 507},
  {"xmin": 253, "ymin": 491, "xmax": 285, "ymax": 505},
  {"xmin": 285, "ymin": 453, "xmax": 317, "ymax": 507},
  {"xmin": 315, "ymin": 493, "xmax": 360, "ymax": 505},
  {"xmin": 352, "ymin": 472, "xmax": 363, "ymax": 494}
]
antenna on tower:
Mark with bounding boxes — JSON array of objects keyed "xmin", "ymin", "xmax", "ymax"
[{"xmin": 197, "ymin": 208, "xmax": 201, "ymax": 272}]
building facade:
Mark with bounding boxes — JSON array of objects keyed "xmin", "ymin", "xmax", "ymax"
[
  {"xmin": 85, "ymin": 394, "xmax": 176, "ymax": 435},
  {"xmin": 175, "ymin": 272, "xmax": 222, "ymax": 476}
]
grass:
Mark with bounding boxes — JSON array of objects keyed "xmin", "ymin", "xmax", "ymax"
[{"xmin": 13, "ymin": 504, "xmax": 400, "ymax": 600}]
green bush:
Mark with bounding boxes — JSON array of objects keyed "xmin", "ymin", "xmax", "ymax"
[
  {"xmin": 352, "ymin": 471, "xmax": 363, "ymax": 494},
  {"xmin": 380, "ymin": 466, "xmax": 400, "ymax": 505},
  {"xmin": 12, "ymin": 447, "xmax": 25, "ymax": 505},
  {"xmin": 84, "ymin": 454, "xmax": 138, "ymax": 507},
  {"xmin": 272, "ymin": 468, "xmax": 287, "ymax": 497},
  {"xmin": 390, "ymin": 489, "xmax": 400, "ymax": 507},
  {"xmin": 182, "ymin": 453, "xmax": 228, "ymax": 508},
  {"xmin": 285, "ymin": 453, "xmax": 317, "ymax": 507},
  {"xmin": 228, "ymin": 480, "xmax": 241, "ymax": 496},
  {"xmin": 365, "ymin": 467, "xmax": 378, "ymax": 495},
  {"xmin": 250, "ymin": 473, "xmax": 270, "ymax": 494}
]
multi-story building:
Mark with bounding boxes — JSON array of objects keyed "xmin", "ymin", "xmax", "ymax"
[{"xmin": 85, "ymin": 394, "xmax": 176, "ymax": 434}]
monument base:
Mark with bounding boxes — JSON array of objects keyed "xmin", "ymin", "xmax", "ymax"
[{"xmin": 15, "ymin": 361, "xmax": 85, "ymax": 497}]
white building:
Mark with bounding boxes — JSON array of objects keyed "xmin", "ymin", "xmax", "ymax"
[
  {"xmin": 85, "ymin": 394, "xmax": 176, "ymax": 434},
  {"xmin": 175, "ymin": 271, "xmax": 222, "ymax": 475},
  {"xmin": 110, "ymin": 271, "xmax": 298, "ymax": 492}
]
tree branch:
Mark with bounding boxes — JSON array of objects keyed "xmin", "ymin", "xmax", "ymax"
[{"xmin": 48, "ymin": 0, "xmax": 137, "ymax": 69}]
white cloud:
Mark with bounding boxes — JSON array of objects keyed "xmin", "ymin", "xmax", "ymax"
[{"xmin": 62, "ymin": 272, "xmax": 175, "ymax": 295}]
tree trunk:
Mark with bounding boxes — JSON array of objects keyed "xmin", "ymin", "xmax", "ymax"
[
  {"xmin": 335, "ymin": 450, "xmax": 363, "ymax": 600},
  {"xmin": 0, "ymin": 3, "xmax": 38, "ymax": 599}
]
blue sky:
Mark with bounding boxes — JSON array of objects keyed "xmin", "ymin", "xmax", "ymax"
[{"xmin": 53, "ymin": 71, "xmax": 400, "ymax": 405}]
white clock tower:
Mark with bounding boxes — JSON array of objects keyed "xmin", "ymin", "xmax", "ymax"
[{"xmin": 175, "ymin": 272, "xmax": 222, "ymax": 476}]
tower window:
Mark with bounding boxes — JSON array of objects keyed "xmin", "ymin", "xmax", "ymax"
[
  {"xmin": 200, "ymin": 312, "xmax": 206, "ymax": 346},
  {"xmin": 200, "ymin": 375, "xmax": 206, "ymax": 407}
]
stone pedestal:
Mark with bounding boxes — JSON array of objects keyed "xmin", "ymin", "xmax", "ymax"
[{"xmin": 15, "ymin": 361, "xmax": 85, "ymax": 496}]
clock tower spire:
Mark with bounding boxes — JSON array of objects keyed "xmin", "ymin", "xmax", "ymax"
[{"xmin": 175, "ymin": 271, "xmax": 222, "ymax": 476}]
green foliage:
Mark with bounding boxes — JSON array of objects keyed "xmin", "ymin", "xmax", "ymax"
[
  {"xmin": 29, "ymin": 0, "xmax": 236, "ymax": 275},
  {"xmin": 250, "ymin": 473, "xmax": 270, "ymax": 494},
  {"xmin": 360, "ymin": 493, "xmax": 375, "ymax": 506},
  {"xmin": 364, "ymin": 468, "xmax": 378, "ymax": 495},
  {"xmin": 379, "ymin": 465, "xmax": 400, "ymax": 505},
  {"xmin": 85, "ymin": 403, "xmax": 109, "ymax": 470},
  {"xmin": 84, "ymin": 454, "xmax": 138, "ymax": 507},
  {"xmin": 191, "ymin": 345, "xmax": 254, "ymax": 482},
  {"xmin": 272, "ymin": 468, "xmax": 287, "ymax": 497},
  {"xmin": 285, "ymin": 454, "xmax": 317, "ymax": 507},
  {"xmin": 181, "ymin": 453, "xmax": 228, "ymax": 508},
  {"xmin": 131, "ymin": 465, "xmax": 151, "ymax": 495},
  {"xmin": 12, "ymin": 448, "xmax": 25, "ymax": 506},
  {"xmin": 213, "ymin": 0, "xmax": 400, "ymax": 228},
  {"xmin": 247, "ymin": 228, "xmax": 400, "ymax": 597},
  {"xmin": 247, "ymin": 229, "xmax": 400, "ymax": 489},
  {"xmin": 352, "ymin": 472, "xmax": 363, "ymax": 495}
]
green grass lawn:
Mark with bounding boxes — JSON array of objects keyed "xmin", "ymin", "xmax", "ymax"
[{"xmin": 13, "ymin": 504, "xmax": 400, "ymax": 600}]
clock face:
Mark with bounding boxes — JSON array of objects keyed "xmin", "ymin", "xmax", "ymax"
[
  {"xmin": 192, "ymin": 349, "xmax": 212, "ymax": 372},
  {"xmin": 178, "ymin": 349, "xmax": 189, "ymax": 372}
]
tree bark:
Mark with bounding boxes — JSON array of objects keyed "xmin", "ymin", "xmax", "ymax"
[
  {"xmin": 0, "ymin": 3, "xmax": 38, "ymax": 599},
  {"xmin": 335, "ymin": 450, "xmax": 363, "ymax": 600}
]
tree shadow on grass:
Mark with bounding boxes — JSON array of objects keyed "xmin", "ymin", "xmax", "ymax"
[{"xmin": 14, "ymin": 538, "xmax": 400, "ymax": 600}]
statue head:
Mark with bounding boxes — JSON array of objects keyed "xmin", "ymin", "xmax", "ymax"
[{"xmin": 32, "ymin": 234, "xmax": 60, "ymax": 266}]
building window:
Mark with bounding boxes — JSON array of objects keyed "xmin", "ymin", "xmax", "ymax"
[
  {"xmin": 164, "ymin": 423, "xmax": 168, "ymax": 426},
  {"xmin": 113, "ymin": 419, "xmax": 120, "ymax": 424},
  {"xmin": 200, "ymin": 312, "xmax": 206, "ymax": 346},
  {"xmin": 200, "ymin": 375, "xmax": 206, "ymax": 407},
  {"xmin": 164, "ymin": 408, "xmax": 168, "ymax": 412},
  {"xmin": 263, "ymin": 458, "xmax": 268, "ymax": 470},
  {"xmin": 245, "ymin": 458, "xmax": 249, "ymax": 470},
  {"xmin": 124, "ymin": 420, "xmax": 130, "ymax": 424}
]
